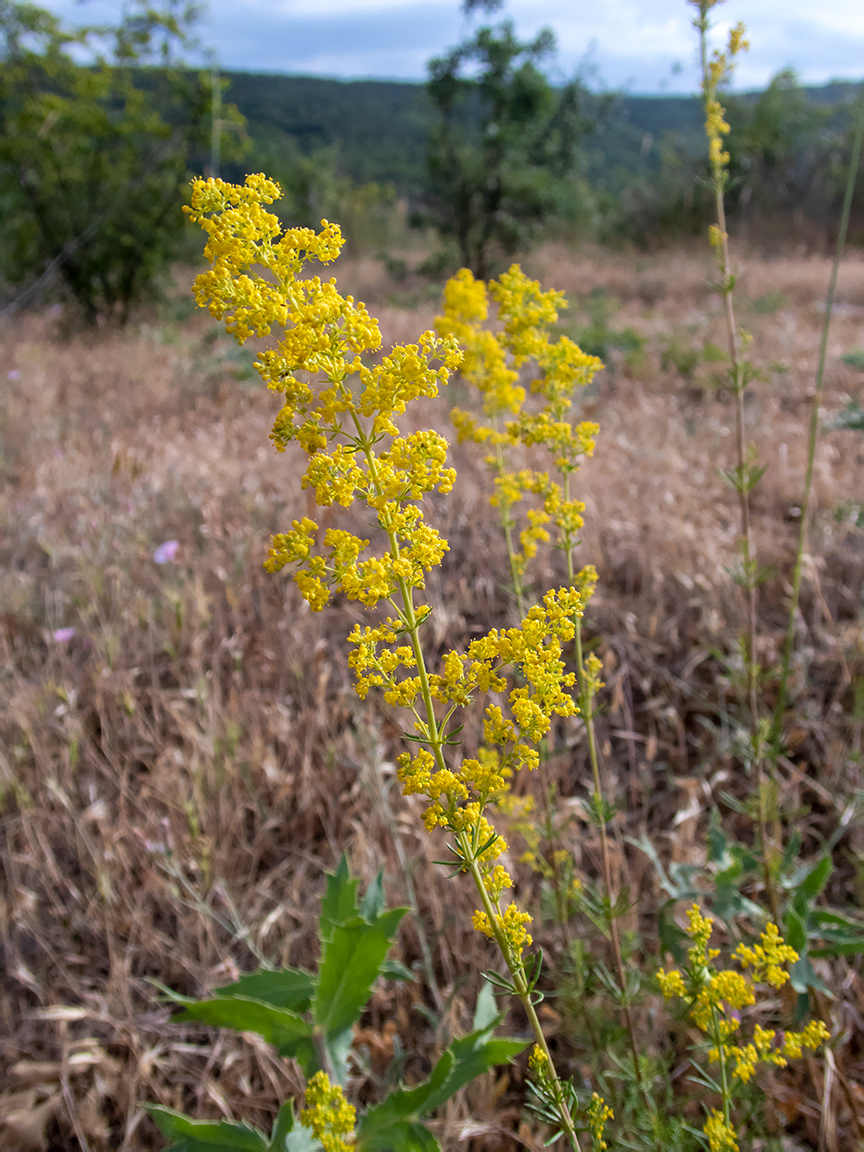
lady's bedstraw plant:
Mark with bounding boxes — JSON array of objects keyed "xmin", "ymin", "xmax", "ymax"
[
  {"xmin": 438, "ymin": 269, "xmax": 656, "ymax": 1125},
  {"xmin": 184, "ymin": 174, "xmax": 612, "ymax": 1151},
  {"xmin": 690, "ymin": 0, "xmax": 780, "ymax": 924},
  {"xmin": 657, "ymin": 905, "xmax": 829, "ymax": 1151},
  {"xmin": 438, "ymin": 268, "xmax": 599, "ymax": 940}
]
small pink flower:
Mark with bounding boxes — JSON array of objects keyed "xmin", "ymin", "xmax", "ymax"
[
  {"xmin": 53, "ymin": 627, "xmax": 76, "ymax": 643},
  {"xmin": 8, "ymin": 369, "xmax": 21, "ymax": 381},
  {"xmin": 154, "ymin": 540, "xmax": 180, "ymax": 564}
]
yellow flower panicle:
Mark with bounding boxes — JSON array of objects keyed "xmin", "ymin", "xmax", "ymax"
[
  {"xmin": 691, "ymin": 3, "xmax": 749, "ymax": 187},
  {"xmin": 586, "ymin": 1093, "xmax": 614, "ymax": 1151},
  {"xmin": 301, "ymin": 1071, "xmax": 356, "ymax": 1152},
  {"xmin": 704, "ymin": 1110, "xmax": 738, "ymax": 1152},
  {"xmin": 657, "ymin": 905, "xmax": 829, "ymax": 1150},
  {"xmin": 187, "ymin": 174, "xmax": 593, "ymax": 980},
  {"xmin": 188, "ymin": 175, "xmax": 461, "ymax": 614},
  {"xmin": 437, "ymin": 264, "xmax": 602, "ymax": 599}
]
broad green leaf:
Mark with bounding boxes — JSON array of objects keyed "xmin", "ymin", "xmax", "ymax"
[
  {"xmin": 380, "ymin": 959, "xmax": 416, "ymax": 982},
  {"xmin": 357, "ymin": 1120, "xmax": 440, "ymax": 1152},
  {"xmin": 172, "ymin": 996, "xmax": 312, "ymax": 1055},
  {"xmin": 809, "ymin": 908, "xmax": 864, "ymax": 930},
  {"xmin": 358, "ymin": 1017, "xmax": 526, "ymax": 1144},
  {"xmin": 313, "ymin": 908, "xmax": 407, "ymax": 1037},
  {"xmin": 284, "ymin": 1127, "xmax": 324, "ymax": 1152},
  {"xmin": 269, "ymin": 1101, "xmax": 295, "ymax": 1150},
  {"xmin": 359, "ymin": 871, "xmax": 386, "ymax": 922},
  {"xmin": 321, "ymin": 1027, "xmax": 355, "ymax": 1087},
  {"xmin": 789, "ymin": 955, "xmax": 831, "ymax": 995},
  {"xmin": 784, "ymin": 907, "xmax": 807, "ymax": 953},
  {"xmin": 319, "ymin": 856, "xmax": 359, "ymax": 939},
  {"xmin": 810, "ymin": 937, "xmax": 864, "ymax": 957},
  {"xmin": 472, "ymin": 984, "xmax": 498, "ymax": 1031},
  {"xmin": 357, "ymin": 1052, "xmax": 454, "ymax": 1139},
  {"xmin": 217, "ymin": 969, "xmax": 315, "ymax": 1014},
  {"xmin": 424, "ymin": 1025, "xmax": 526, "ymax": 1113},
  {"xmin": 790, "ymin": 855, "xmax": 832, "ymax": 913},
  {"xmin": 145, "ymin": 1105, "xmax": 268, "ymax": 1151}
]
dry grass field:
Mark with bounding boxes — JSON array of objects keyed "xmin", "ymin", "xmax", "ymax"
[{"xmin": 2, "ymin": 243, "xmax": 864, "ymax": 1151}]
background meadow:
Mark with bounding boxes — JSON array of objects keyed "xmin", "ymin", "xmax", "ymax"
[{"xmin": 2, "ymin": 1, "xmax": 864, "ymax": 1149}]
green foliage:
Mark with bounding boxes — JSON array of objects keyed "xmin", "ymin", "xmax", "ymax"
[
  {"xmin": 827, "ymin": 401, "xmax": 864, "ymax": 431},
  {"xmin": 635, "ymin": 815, "xmax": 864, "ymax": 1007},
  {"xmin": 571, "ymin": 289, "xmax": 644, "ymax": 362},
  {"xmin": 147, "ymin": 858, "xmax": 528, "ymax": 1152},
  {"xmin": 249, "ymin": 135, "xmax": 400, "ymax": 254},
  {"xmin": 423, "ymin": 6, "xmax": 596, "ymax": 277},
  {"xmin": 0, "ymin": 0, "xmax": 244, "ymax": 323}
]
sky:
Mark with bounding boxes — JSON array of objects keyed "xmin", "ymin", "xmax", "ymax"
[{"xmin": 37, "ymin": 0, "xmax": 864, "ymax": 94}]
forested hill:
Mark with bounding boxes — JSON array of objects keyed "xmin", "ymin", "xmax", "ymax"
[{"xmin": 222, "ymin": 71, "xmax": 861, "ymax": 194}]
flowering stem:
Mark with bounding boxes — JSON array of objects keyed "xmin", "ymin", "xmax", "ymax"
[
  {"xmin": 351, "ymin": 412, "xmax": 581, "ymax": 1146},
  {"xmin": 464, "ymin": 846, "xmax": 582, "ymax": 1151},
  {"xmin": 695, "ymin": 4, "xmax": 779, "ymax": 929},
  {"xmin": 710, "ymin": 1004, "xmax": 733, "ymax": 1128},
  {"xmin": 351, "ymin": 411, "xmax": 581, "ymax": 1149},
  {"xmin": 492, "ymin": 422, "xmax": 570, "ymax": 952},
  {"xmin": 772, "ymin": 89, "xmax": 864, "ymax": 752},
  {"xmin": 561, "ymin": 475, "xmax": 651, "ymax": 1125},
  {"xmin": 494, "ymin": 425, "xmax": 527, "ymax": 619}
]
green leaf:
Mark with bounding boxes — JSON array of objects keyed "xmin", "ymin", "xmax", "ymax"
[
  {"xmin": 145, "ymin": 1105, "xmax": 268, "ymax": 1151},
  {"xmin": 269, "ymin": 1102, "xmax": 295, "ymax": 1150},
  {"xmin": 321, "ymin": 1027, "xmax": 354, "ymax": 1087},
  {"xmin": 472, "ymin": 983, "xmax": 498, "ymax": 1031},
  {"xmin": 172, "ymin": 996, "xmax": 312, "ymax": 1055},
  {"xmin": 216, "ymin": 969, "xmax": 315, "ymax": 1014},
  {"xmin": 319, "ymin": 856, "xmax": 360, "ymax": 938},
  {"xmin": 357, "ymin": 1121, "xmax": 440, "ymax": 1152},
  {"xmin": 359, "ymin": 1014, "xmax": 526, "ymax": 1144},
  {"xmin": 313, "ymin": 908, "xmax": 407, "ymax": 1038},
  {"xmin": 789, "ymin": 955, "xmax": 831, "ymax": 995},
  {"xmin": 359, "ymin": 871, "xmax": 386, "ymax": 922},
  {"xmin": 790, "ymin": 854, "xmax": 832, "ymax": 913},
  {"xmin": 784, "ymin": 907, "xmax": 807, "ymax": 953},
  {"xmin": 435, "ymin": 1030, "xmax": 526, "ymax": 1111},
  {"xmin": 357, "ymin": 1052, "xmax": 454, "ymax": 1144},
  {"xmin": 379, "ymin": 959, "xmax": 416, "ymax": 982}
]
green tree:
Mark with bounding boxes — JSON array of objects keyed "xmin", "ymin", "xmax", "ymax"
[
  {"xmin": 424, "ymin": 0, "xmax": 595, "ymax": 278},
  {"xmin": 0, "ymin": 0, "xmax": 244, "ymax": 324},
  {"xmin": 725, "ymin": 68, "xmax": 835, "ymax": 231}
]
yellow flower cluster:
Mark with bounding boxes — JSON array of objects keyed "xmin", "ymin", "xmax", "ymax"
[
  {"xmin": 300, "ymin": 1071, "xmax": 356, "ymax": 1152},
  {"xmin": 436, "ymin": 265, "xmax": 602, "ymax": 599},
  {"xmin": 186, "ymin": 174, "xmax": 593, "ymax": 974},
  {"xmin": 657, "ymin": 904, "xmax": 829, "ymax": 1146},
  {"xmin": 187, "ymin": 176, "xmax": 462, "ymax": 615},
  {"xmin": 586, "ymin": 1093, "xmax": 614, "ymax": 1151},
  {"xmin": 694, "ymin": 8, "xmax": 749, "ymax": 183},
  {"xmin": 704, "ymin": 1110, "xmax": 738, "ymax": 1152}
]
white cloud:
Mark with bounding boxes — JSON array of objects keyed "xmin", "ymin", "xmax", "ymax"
[{"xmin": 31, "ymin": 0, "xmax": 864, "ymax": 89}]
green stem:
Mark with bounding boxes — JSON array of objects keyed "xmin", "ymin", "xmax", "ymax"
[
  {"xmin": 465, "ymin": 846, "xmax": 582, "ymax": 1151},
  {"xmin": 492, "ymin": 420, "xmax": 570, "ymax": 951},
  {"xmin": 696, "ymin": 9, "xmax": 778, "ymax": 927},
  {"xmin": 494, "ymin": 422, "xmax": 526, "ymax": 618},
  {"xmin": 772, "ymin": 90, "xmax": 864, "ymax": 751},
  {"xmin": 563, "ymin": 475, "xmax": 654, "ymax": 1129},
  {"xmin": 711, "ymin": 1005, "xmax": 733, "ymax": 1129},
  {"xmin": 352, "ymin": 411, "xmax": 581, "ymax": 1146}
]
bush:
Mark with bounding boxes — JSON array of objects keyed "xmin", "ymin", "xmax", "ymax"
[{"xmin": 0, "ymin": 0, "xmax": 244, "ymax": 324}]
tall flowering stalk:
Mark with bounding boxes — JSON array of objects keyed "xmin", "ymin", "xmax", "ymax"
[
  {"xmin": 439, "ymin": 268, "xmax": 655, "ymax": 1123},
  {"xmin": 690, "ymin": 0, "xmax": 779, "ymax": 922},
  {"xmin": 184, "ymin": 174, "xmax": 612, "ymax": 1151}
]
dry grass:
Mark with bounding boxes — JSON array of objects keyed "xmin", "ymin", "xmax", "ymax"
[{"xmin": 2, "ymin": 244, "xmax": 864, "ymax": 1151}]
